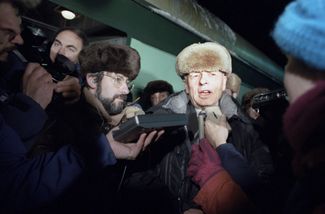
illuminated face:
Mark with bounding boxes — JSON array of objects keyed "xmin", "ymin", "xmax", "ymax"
[
  {"xmin": 283, "ymin": 56, "xmax": 315, "ymax": 104},
  {"xmin": 0, "ymin": 3, "xmax": 23, "ymax": 62},
  {"xmin": 50, "ymin": 30, "xmax": 83, "ymax": 64},
  {"xmin": 93, "ymin": 72, "xmax": 130, "ymax": 115},
  {"xmin": 184, "ymin": 71, "xmax": 227, "ymax": 108},
  {"xmin": 283, "ymin": 71, "xmax": 294, "ymax": 104},
  {"xmin": 150, "ymin": 91, "xmax": 170, "ymax": 106}
]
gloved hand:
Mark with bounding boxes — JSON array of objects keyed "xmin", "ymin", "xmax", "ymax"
[{"xmin": 188, "ymin": 139, "xmax": 223, "ymax": 187}]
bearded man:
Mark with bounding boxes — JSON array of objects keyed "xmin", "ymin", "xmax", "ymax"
[
  {"xmin": 32, "ymin": 42, "xmax": 159, "ymax": 160},
  {"xmin": 0, "ymin": 2, "xmax": 157, "ymax": 213}
]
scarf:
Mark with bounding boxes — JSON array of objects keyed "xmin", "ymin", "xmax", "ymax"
[{"xmin": 283, "ymin": 81, "xmax": 325, "ymax": 174}]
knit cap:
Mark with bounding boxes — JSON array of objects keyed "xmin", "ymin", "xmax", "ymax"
[{"xmin": 272, "ymin": 0, "xmax": 325, "ymax": 70}]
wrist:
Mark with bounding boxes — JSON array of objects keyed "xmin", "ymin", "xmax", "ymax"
[{"xmin": 214, "ymin": 141, "xmax": 227, "ymax": 148}]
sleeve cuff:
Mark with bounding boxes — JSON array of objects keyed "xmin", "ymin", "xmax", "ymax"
[{"xmin": 95, "ymin": 134, "xmax": 117, "ymax": 166}]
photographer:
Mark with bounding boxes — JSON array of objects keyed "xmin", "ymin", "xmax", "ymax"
[
  {"xmin": 0, "ymin": 27, "xmax": 88, "ymax": 151},
  {"xmin": 0, "ymin": 2, "xmax": 119, "ymax": 213},
  {"xmin": 241, "ymin": 88, "xmax": 289, "ymax": 154},
  {"xmin": 2, "ymin": 26, "xmax": 86, "ymax": 104},
  {"xmin": 41, "ymin": 27, "xmax": 88, "ymax": 148},
  {"xmin": 0, "ymin": 2, "xmax": 160, "ymax": 213},
  {"xmin": 242, "ymin": 87, "xmax": 270, "ymax": 121},
  {"xmin": 47, "ymin": 27, "xmax": 87, "ymax": 104},
  {"xmin": 242, "ymin": 87, "xmax": 293, "ymax": 212},
  {"xmin": 0, "ymin": 0, "xmax": 53, "ymax": 145}
]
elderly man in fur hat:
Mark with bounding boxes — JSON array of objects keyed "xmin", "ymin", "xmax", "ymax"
[
  {"xmin": 147, "ymin": 42, "xmax": 274, "ymax": 214},
  {"xmin": 183, "ymin": 0, "xmax": 325, "ymax": 212}
]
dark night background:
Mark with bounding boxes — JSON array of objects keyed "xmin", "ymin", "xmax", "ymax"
[{"xmin": 196, "ymin": 0, "xmax": 292, "ymax": 68}]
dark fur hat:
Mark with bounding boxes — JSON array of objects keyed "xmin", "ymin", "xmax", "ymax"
[
  {"xmin": 79, "ymin": 42, "xmax": 140, "ymax": 80},
  {"xmin": 143, "ymin": 80, "xmax": 174, "ymax": 95}
]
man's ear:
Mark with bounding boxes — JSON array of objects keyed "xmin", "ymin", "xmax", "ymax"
[
  {"xmin": 86, "ymin": 74, "xmax": 97, "ymax": 89},
  {"xmin": 184, "ymin": 78, "xmax": 189, "ymax": 94},
  {"xmin": 222, "ymin": 75, "xmax": 227, "ymax": 91}
]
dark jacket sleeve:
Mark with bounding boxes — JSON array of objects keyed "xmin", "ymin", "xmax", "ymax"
[
  {"xmin": 194, "ymin": 170, "xmax": 254, "ymax": 214},
  {"xmin": 217, "ymin": 143, "xmax": 259, "ymax": 193},
  {"xmin": 0, "ymin": 114, "xmax": 116, "ymax": 212},
  {"xmin": 194, "ymin": 144, "xmax": 266, "ymax": 214},
  {"xmin": 0, "ymin": 93, "xmax": 47, "ymax": 142},
  {"xmin": 227, "ymin": 118, "xmax": 275, "ymax": 212},
  {"xmin": 228, "ymin": 117, "xmax": 274, "ymax": 183}
]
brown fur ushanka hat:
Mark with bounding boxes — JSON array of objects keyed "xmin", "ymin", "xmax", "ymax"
[
  {"xmin": 79, "ymin": 42, "xmax": 140, "ymax": 80},
  {"xmin": 176, "ymin": 42, "xmax": 232, "ymax": 78}
]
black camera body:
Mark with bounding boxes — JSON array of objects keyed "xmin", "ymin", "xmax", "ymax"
[
  {"xmin": 43, "ymin": 54, "xmax": 79, "ymax": 82},
  {"xmin": 17, "ymin": 26, "xmax": 80, "ymax": 82},
  {"xmin": 252, "ymin": 89, "xmax": 287, "ymax": 109}
]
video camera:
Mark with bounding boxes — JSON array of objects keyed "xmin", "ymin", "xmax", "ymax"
[
  {"xmin": 17, "ymin": 25, "xmax": 80, "ymax": 82},
  {"xmin": 252, "ymin": 89, "xmax": 287, "ymax": 109},
  {"xmin": 42, "ymin": 54, "xmax": 79, "ymax": 82}
]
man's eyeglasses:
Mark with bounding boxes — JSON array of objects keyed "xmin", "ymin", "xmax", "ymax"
[
  {"xmin": 103, "ymin": 72, "xmax": 134, "ymax": 90},
  {"xmin": 0, "ymin": 28, "xmax": 18, "ymax": 42},
  {"xmin": 187, "ymin": 70, "xmax": 227, "ymax": 80}
]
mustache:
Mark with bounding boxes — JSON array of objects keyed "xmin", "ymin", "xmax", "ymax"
[
  {"xmin": 113, "ymin": 94, "xmax": 127, "ymax": 101},
  {"xmin": 0, "ymin": 46, "xmax": 16, "ymax": 54},
  {"xmin": 4, "ymin": 46, "xmax": 16, "ymax": 52}
]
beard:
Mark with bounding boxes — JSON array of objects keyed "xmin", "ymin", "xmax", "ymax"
[{"xmin": 95, "ymin": 86, "xmax": 127, "ymax": 115}]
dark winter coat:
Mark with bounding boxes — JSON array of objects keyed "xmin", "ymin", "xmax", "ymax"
[
  {"xmin": 0, "ymin": 92, "xmax": 116, "ymax": 213},
  {"xmin": 148, "ymin": 91, "xmax": 274, "ymax": 213},
  {"xmin": 283, "ymin": 81, "xmax": 325, "ymax": 214}
]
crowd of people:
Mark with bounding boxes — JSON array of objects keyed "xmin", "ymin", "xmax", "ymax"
[{"xmin": 1, "ymin": 0, "xmax": 325, "ymax": 213}]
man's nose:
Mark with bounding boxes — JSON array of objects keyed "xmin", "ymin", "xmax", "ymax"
[
  {"xmin": 152, "ymin": 97, "xmax": 160, "ymax": 106},
  {"xmin": 58, "ymin": 47, "xmax": 66, "ymax": 55},
  {"xmin": 12, "ymin": 34, "xmax": 24, "ymax": 45},
  {"xmin": 199, "ymin": 72, "xmax": 208, "ymax": 85},
  {"xmin": 120, "ymin": 82, "xmax": 130, "ymax": 95}
]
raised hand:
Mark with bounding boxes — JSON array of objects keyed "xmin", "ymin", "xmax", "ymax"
[
  {"xmin": 205, "ymin": 115, "xmax": 229, "ymax": 148},
  {"xmin": 107, "ymin": 128, "xmax": 164, "ymax": 160},
  {"xmin": 55, "ymin": 75, "xmax": 81, "ymax": 104},
  {"xmin": 188, "ymin": 139, "xmax": 223, "ymax": 187},
  {"xmin": 22, "ymin": 63, "xmax": 54, "ymax": 109}
]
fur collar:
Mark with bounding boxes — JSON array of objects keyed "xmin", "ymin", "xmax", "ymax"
[{"xmin": 161, "ymin": 90, "xmax": 240, "ymax": 120}]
